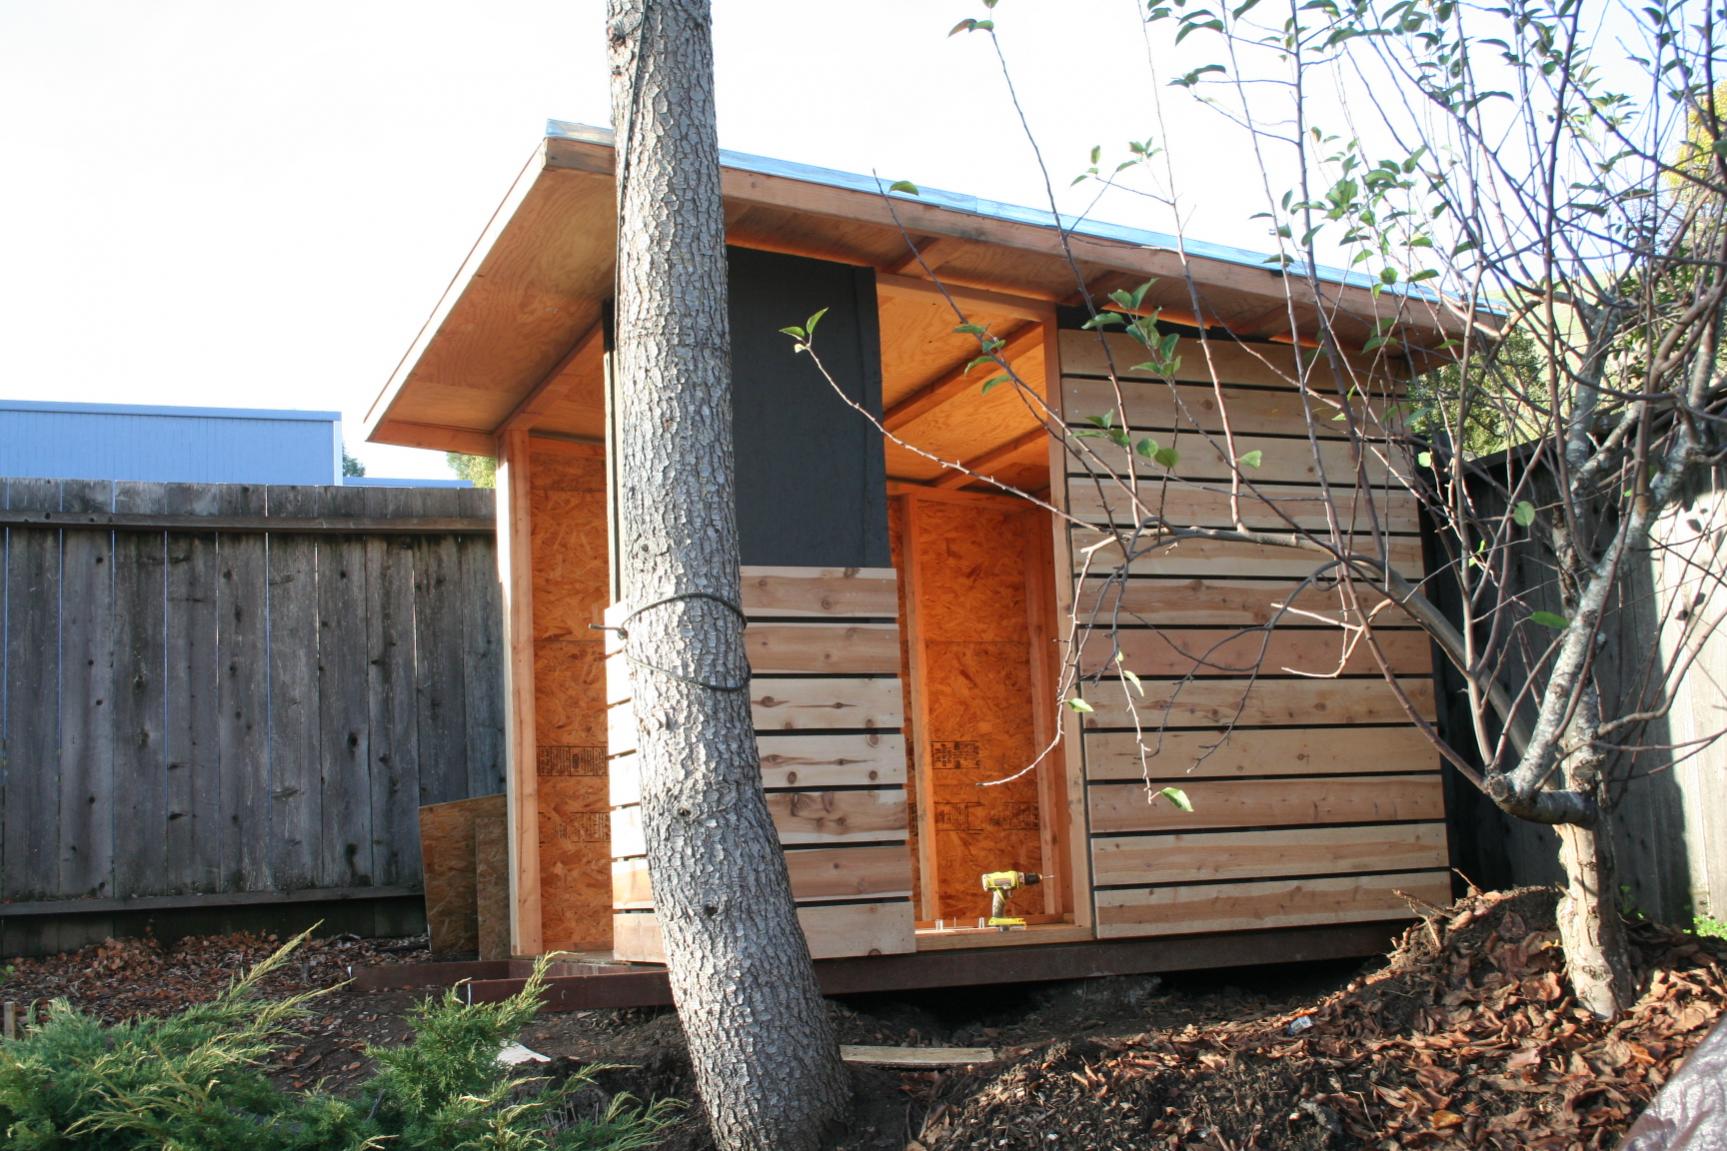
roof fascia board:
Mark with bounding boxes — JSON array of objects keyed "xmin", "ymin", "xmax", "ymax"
[{"xmin": 542, "ymin": 119, "xmax": 1439, "ymax": 305}]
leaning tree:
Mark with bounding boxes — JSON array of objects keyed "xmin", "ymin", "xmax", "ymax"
[{"xmin": 605, "ymin": 2, "xmax": 851, "ymax": 1148}]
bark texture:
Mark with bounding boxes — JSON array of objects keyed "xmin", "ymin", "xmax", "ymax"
[
  {"xmin": 605, "ymin": 3, "xmax": 851, "ymax": 1148},
  {"xmin": 1554, "ymin": 701, "xmax": 1637, "ymax": 1017}
]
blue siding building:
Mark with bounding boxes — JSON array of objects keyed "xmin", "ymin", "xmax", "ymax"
[{"xmin": 0, "ymin": 400, "xmax": 344, "ymax": 485}]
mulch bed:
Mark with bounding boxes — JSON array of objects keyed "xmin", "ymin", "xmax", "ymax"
[
  {"xmin": 2, "ymin": 888, "xmax": 1722, "ymax": 1150},
  {"xmin": 899, "ymin": 888, "xmax": 1725, "ymax": 1150}
]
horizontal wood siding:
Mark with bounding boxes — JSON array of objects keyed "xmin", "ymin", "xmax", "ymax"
[
  {"xmin": 1055, "ymin": 329, "xmax": 1448, "ymax": 941},
  {"xmin": 607, "ymin": 567, "xmax": 914, "ymax": 960}
]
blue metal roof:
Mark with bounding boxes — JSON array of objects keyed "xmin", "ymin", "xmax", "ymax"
[
  {"xmin": 545, "ymin": 119, "xmax": 1422, "ymax": 300},
  {"xmin": 0, "ymin": 399, "xmax": 342, "ymax": 422}
]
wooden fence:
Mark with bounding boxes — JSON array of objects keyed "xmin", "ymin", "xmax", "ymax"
[
  {"xmin": 0, "ymin": 478, "xmax": 502, "ymax": 955},
  {"xmin": 1433, "ymin": 467, "xmax": 1727, "ymax": 926}
]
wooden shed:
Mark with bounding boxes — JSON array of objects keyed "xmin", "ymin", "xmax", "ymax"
[{"xmin": 363, "ymin": 121, "xmax": 1456, "ymax": 978}]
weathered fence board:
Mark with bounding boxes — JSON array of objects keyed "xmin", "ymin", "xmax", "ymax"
[
  {"xmin": 164, "ymin": 482, "xmax": 224, "ymax": 893},
  {"xmin": 112, "ymin": 483, "xmax": 168, "ymax": 900},
  {"xmin": 0, "ymin": 478, "xmax": 502, "ymax": 953}
]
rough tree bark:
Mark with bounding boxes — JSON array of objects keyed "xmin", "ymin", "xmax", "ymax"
[{"xmin": 604, "ymin": 2, "xmax": 852, "ymax": 1149}]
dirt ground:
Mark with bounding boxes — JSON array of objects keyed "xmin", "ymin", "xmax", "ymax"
[{"xmin": 4, "ymin": 887, "xmax": 1723, "ymax": 1150}]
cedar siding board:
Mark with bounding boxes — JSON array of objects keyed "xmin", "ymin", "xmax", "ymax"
[
  {"xmin": 1056, "ymin": 327, "xmax": 1448, "ymax": 940},
  {"xmin": 606, "ymin": 569, "xmax": 915, "ymax": 961}
]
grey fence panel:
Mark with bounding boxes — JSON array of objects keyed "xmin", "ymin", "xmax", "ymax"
[
  {"xmin": 0, "ymin": 478, "xmax": 501, "ymax": 949},
  {"xmin": 1436, "ymin": 465, "xmax": 1724, "ymax": 925}
]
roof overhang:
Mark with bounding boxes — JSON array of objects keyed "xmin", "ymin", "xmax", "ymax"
[{"xmin": 364, "ymin": 121, "xmax": 1475, "ymax": 454}]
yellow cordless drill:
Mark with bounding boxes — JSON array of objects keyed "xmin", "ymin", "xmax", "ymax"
[{"xmin": 981, "ymin": 870, "xmax": 1042, "ymax": 929}]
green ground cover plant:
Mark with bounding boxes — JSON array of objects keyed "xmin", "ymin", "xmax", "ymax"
[{"xmin": 0, "ymin": 933, "xmax": 675, "ymax": 1151}]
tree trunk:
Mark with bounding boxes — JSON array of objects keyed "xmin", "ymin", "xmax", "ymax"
[
  {"xmin": 1553, "ymin": 706, "xmax": 1637, "ymax": 1018},
  {"xmin": 605, "ymin": 3, "xmax": 851, "ymax": 1149}
]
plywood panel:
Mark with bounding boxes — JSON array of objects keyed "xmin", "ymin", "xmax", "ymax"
[
  {"xmin": 883, "ymin": 339, "xmax": 1050, "ymax": 486},
  {"xmin": 894, "ymin": 496, "xmax": 1054, "ymax": 920},
  {"xmin": 1088, "ymin": 774, "xmax": 1444, "ymax": 833},
  {"xmin": 537, "ymin": 766, "xmax": 612, "ymax": 952},
  {"xmin": 1074, "ymin": 676, "xmax": 1436, "ymax": 728},
  {"xmin": 1071, "ymin": 530, "xmax": 1426, "ymax": 579},
  {"xmin": 1076, "ymin": 625, "xmax": 1431, "ymax": 678},
  {"xmin": 529, "ymin": 437, "xmax": 612, "ymax": 954},
  {"xmin": 1065, "ymin": 479, "xmax": 1419, "ymax": 533},
  {"xmin": 1094, "ymin": 870, "xmax": 1452, "ymax": 938},
  {"xmin": 474, "ymin": 806, "xmax": 510, "ymax": 961},
  {"xmin": 1083, "ymin": 727, "xmax": 1438, "ymax": 781},
  {"xmin": 530, "ymin": 490, "xmax": 609, "ymax": 639},
  {"xmin": 419, "ymin": 794, "xmax": 505, "ymax": 956},
  {"xmin": 534, "ymin": 640, "xmax": 607, "ymax": 746},
  {"xmin": 1092, "ymin": 823, "xmax": 1448, "ymax": 886}
]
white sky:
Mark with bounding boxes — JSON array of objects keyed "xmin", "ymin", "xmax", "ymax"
[{"xmin": 2, "ymin": 0, "xmax": 1633, "ymax": 478}]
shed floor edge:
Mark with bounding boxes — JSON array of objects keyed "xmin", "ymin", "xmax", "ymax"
[{"xmin": 355, "ymin": 921, "xmax": 1403, "ymax": 1012}]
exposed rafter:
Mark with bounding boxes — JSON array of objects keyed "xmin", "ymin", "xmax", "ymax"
[
  {"xmin": 497, "ymin": 323, "xmax": 604, "ymax": 435},
  {"xmin": 932, "ymin": 426, "xmax": 1051, "ymax": 490},
  {"xmin": 882, "ymin": 322, "xmax": 1046, "ymax": 433}
]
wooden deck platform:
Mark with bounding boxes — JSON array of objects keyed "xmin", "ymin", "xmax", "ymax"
[{"xmin": 348, "ymin": 920, "xmax": 1402, "ymax": 1011}]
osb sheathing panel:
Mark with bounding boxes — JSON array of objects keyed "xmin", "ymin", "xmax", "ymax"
[
  {"xmin": 533, "ymin": 641, "xmax": 607, "ymax": 746},
  {"xmin": 419, "ymin": 794, "xmax": 505, "ymax": 956},
  {"xmin": 529, "ymin": 439, "xmax": 612, "ymax": 951},
  {"xmin": 906, "ymin": 499, "xmax": 1046, "ymax": 919},
  {"xmin": 474, "ymin": 805, "xmax": 510, "ymax": 961},
  {"xmin": 538, "ymin": 760, "xmax": 613, "ymax": 951}
]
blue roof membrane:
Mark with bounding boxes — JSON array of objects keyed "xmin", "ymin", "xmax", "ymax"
[{"xmin": 546, "ymin": 119, "xmax": 1443, "ymax": 303}]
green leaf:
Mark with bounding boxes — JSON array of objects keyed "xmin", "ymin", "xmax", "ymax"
[
  {"xmin": 954, "ymin": 322, "xmax": 989, "ymax": 337},
  {"xmin": 1529, "ymin": 610, "xmax": 1569, "ymax": 630},
  {"xmin": 1080, "ymin": 312, "xmax": 1125, "ymax": 330},
  {"xmin": 1115, "ymin": 653, "xmax": 1146, "ymax": 697},
  {"xmin": 888, "ymin": 179, "xmax": 920, "ymax": 195},
  {"xmin": 1418, "ymin": 450, "xmax": 1433, "ymax": 468},
  {"xmin": 779, "ymin": 325, "xmax": 806, "ymax": 339},
  {"xmin": 1066, "ymin": 697, "xmax": 1095, "ymax": 713},
  {"xmin": 1154, "ymin": 446, "xmax": 1180, "ymax": 469},
  {"xmin": 805, "ymin": 307, "xmax": 828, "ymax": 336},
  {"xmin": 1159, "ymin": 786, "xmax": 1194, "ymax": 812},
  {"xmin": 981, "ymin": 375, "xmax": 1011, "ymax": 395},
  {"xmin": 1512, "ymin": 500, "xmax": 1536, "ymax": 527},
  {"xmin": 1135, "ymin": 437, "xmax": 1159, "ymax": 459},
  {"xmin": 1237, "ymin": 450, "xmax": 1263, "ymax": 469}
]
